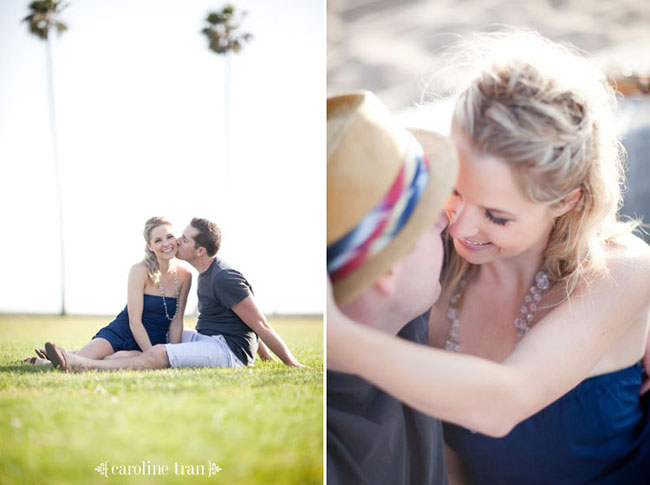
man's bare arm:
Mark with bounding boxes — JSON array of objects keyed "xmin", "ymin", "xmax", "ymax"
[{"xmin": 231, "ymin": 295, "xmax": 304, "ymax": 368}]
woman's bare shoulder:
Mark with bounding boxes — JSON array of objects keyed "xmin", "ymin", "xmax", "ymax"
[
  {"xmin": 129, "ymin": 261, "xmax": 148, "ymax": 275},
  {"xmin": 127, "ymin": 262, "xmax": 149, "ymax": 291},
  {"xmin": 177, "ymin": 264, "xmax": 192, "ymax": 283},
  {"xmin": 176, "ymin": 264, "xmax": 191, "ymax": 275},
  {"xmin": 606, "ymin": 233, "xmax": 650, "ymax": 268},
  {"xmin": 604, "ymin": 233, "xmax": 650, "ymax": 295}
]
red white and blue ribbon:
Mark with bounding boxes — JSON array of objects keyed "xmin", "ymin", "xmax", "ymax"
[{"xmin": 327, "ymin": 132, "xmax": 429, "ymax": 282}]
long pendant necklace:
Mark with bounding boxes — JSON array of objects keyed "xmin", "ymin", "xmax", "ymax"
[
  {"xmin": 444, "ymin": 270, "xmax": 551, "ymax": 353},
  {"xmin": 158, "ymin": 268, "xmax": 179, "ymax": 321}
]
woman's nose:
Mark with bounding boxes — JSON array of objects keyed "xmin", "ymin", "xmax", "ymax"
[
  {"xmin": 448, "ymin": 205, "xmax": 480, "ymax": 239},
  {"xmin": 443, "ymin": 195, "xmax": 463, "ymax": 225}
]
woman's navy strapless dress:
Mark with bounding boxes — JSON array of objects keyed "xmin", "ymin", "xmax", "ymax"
[
  {"xmin": 93, "ymin": 294, "xmax": 177, "ymax": 352},
  {"xmin": 444, "ymin": 363, "xmax": 650, "ymax": 484}
]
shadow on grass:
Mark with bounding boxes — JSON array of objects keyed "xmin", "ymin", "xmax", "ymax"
[{"xmin": 0, "ymin": 364, "xmax": 55, "ymax": 373}]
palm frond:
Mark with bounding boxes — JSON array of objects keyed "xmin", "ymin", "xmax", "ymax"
[
  {"xmin": 202, "ymin": 3, "xmax": 252, "ymax": 56},
  {"xmin": 22, "ymin": 0, "xmax": 70, "ymax": 41}
]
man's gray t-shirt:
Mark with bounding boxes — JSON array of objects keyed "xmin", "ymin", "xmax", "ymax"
[
  {"xmin": 195, "ymin": 258, "xmax": 258, "ymax": 365},
  {"xmin": 327, "ymin": 312, "xmax": 447, "ymax": 485}
]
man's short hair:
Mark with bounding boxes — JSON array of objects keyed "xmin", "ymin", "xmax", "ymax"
[{"xmin": 190, "ymin": 218, "xmax": 221, "ymax": 257}]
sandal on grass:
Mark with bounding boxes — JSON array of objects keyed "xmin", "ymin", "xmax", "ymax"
[
  {"xmin": 45, "ymin": 342, "xmax": 69, "ymax": 372},
  {"xmin": 35, "ymin": 348, "xmax": 48, "ymax": 360}
]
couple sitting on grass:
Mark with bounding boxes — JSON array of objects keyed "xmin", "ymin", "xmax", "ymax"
[{"xmin": 25, "ymin": 217, "xmax": 304, "ymax": 372}]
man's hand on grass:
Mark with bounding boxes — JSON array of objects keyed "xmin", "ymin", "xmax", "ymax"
[{"xmin": 257, "ymin": 340, "xmax": 278, "ymax": 362}]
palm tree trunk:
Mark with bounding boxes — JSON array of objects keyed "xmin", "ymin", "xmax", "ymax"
[
  {"xmin": 45, "ymin": 33, "xmax": 66, "ymax": 316},
  {"xmin": 219, "ymin": 53, "xmax": 232, "ymax": 231},
  {"xmin": 224, "ymin": 53, "xmax": 231, "ymax": 187}
]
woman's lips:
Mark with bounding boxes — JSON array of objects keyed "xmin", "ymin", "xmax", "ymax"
[{"xmin": 456, "ymin": 237, "xmax": 494, "ymax": 251}]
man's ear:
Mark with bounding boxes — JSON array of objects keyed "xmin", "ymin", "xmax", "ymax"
[
  {"xmin": 374, "ymin": 265, "xmax": 399, "ymax": 296},
  {"xmin": 196, "ymin": 246, "xmax": 207, "ymax": 257},
  {"xmin": 551, "ymin": 188, "xmax": 582, "ymax": 218}
]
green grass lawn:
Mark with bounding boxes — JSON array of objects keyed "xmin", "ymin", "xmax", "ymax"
[{"xmin": 0, "ymin": 315, "xmax": 323, "ymax": 485}]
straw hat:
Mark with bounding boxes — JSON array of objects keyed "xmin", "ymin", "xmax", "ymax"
[{"xmin": 328, "ymin": 91, "xmax": 458, "ymax": 305}]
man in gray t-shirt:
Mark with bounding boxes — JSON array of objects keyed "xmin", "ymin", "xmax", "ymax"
[
  {"xmin": 195, "ymin": 257, "xmax": 258, "ymax": 365},
  {"xmin": 167, "ymin": 217, "xmax": 301, "ymax": 368},
  {"xmin": 48, "ymin": 218, "xmax": 303, "ymax": 371}
]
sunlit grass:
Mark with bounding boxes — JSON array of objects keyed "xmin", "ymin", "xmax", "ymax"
[{"xmin": 0, "ymin": 315, "xmax": 323, "ymax": 484}]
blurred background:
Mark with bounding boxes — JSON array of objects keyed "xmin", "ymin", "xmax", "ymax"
[
  {"xmin": 328, "ymin": 0, "xmax": 650, "ymax": 238},
  {"xmin": 0, "ymin": 0, "xmax": 325, "ymax": 316}
]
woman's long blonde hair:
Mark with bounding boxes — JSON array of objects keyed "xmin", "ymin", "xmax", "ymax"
[
  {"xmin": 143, "ymin": 216, "xmax": 173, "ymax": 284},
  {"xmin": 438, "ymin": 30, "xmax": 640, "ymax": 299}
]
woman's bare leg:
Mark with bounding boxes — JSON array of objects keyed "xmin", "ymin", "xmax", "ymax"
[
  {"xmin": 73, "ymin": 338, "xmax": 115, "ymax": 359},
  {"xmin": 105, "ymin": 350, "xmax": 142, "ymax": 360},
  {"xmin": 29, "ymin": 338, "xmax": 114, "ymax": 364}
]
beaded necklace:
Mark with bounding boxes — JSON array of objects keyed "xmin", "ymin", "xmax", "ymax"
[
  {"xmin": 445, "ymin": 269, "xmax": 551, "ymax": 353},
  {"xmin": 158, "ymin": 268, "xmax": 179, "ymax": 321}
]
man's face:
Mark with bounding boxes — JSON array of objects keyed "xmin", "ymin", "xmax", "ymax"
[
  {"xmin": 176, "ymin": 224, "xmax": 199, "ymax": 261},
  {"xmin": 392, "ymin": 210, "xmax": 450, "ymax": 321}
]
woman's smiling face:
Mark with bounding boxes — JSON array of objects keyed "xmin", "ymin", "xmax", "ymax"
[
  {"xmin": 446, "ymin": 133, "xmax": 557, "ymax": 265},
  {"xmin": 147, "ymin": 224, "xmax": 178, "ymax": 261}
]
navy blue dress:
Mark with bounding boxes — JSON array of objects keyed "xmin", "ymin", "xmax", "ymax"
[
  {"xmin": 93, "ymin": 294, "xmax": 176, "ymax": 352},
  {"xmin": 444, "ymin": 363, "xmax": 650, "ymax": 484}
]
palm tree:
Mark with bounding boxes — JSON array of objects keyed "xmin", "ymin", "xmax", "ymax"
[
  {"xmin": 23, "ymin": 0, "xmax": 70, "ymax": 315},
  {"xmin": 201, "ymin": 4, "xmax": 253, "ymax": 182}
]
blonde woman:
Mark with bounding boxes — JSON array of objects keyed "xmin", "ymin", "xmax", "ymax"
[
  {"xmin": 26, "ymin": 217, "xmax": 192, "ymax": 364},
  {"xmin": 327, "ymin": 31, "xmax": 650, "ymax": 483}
]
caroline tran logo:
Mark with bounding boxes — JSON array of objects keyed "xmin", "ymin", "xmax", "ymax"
[{"xmin": 94, "ymin": 460, "xmax": 222, "ymax": 478}]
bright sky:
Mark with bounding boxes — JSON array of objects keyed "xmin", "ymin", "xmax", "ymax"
[{"xmin": 0, "ymin": 0, "xmax": 325, "ymax": 316}]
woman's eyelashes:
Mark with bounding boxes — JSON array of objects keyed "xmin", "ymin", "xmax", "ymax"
[
  {"xmin": 154, "ymin": 235, "xmax": 175, "ymax": 243},
  {"xmin": 452, "ymin": 190, "xmax": 510, "ymax": 226},
  {"xmin": 485, "ymin": 209, "xmax": 509, "ymax": 226}
]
